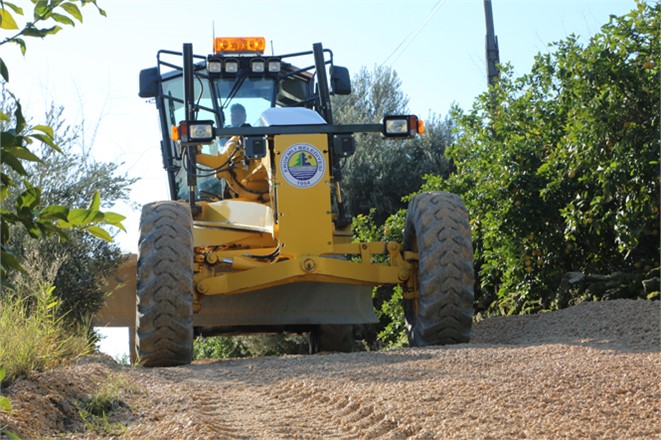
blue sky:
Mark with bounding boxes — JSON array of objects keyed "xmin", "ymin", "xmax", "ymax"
[{"xmin": 2, "ymin": 0, "xmax": 638, "ymax": 358}]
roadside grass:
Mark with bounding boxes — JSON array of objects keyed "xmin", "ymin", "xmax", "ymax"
[
  {"xmin": 0, "ymin": 253, "xmax": 92, "ymax": 386},
  {"xmin": 76, "ymin": 373, "xmax": 132, "ymax": 436}
]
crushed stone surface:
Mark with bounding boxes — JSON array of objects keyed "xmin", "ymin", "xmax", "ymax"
[{"xmin": 1, "ymin": 299, "xmax": 659, "ymax": 439}]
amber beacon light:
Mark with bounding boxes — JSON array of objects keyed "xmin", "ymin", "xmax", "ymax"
[{"xmin": 214, "ymin": 37, "xmax": 266, "ymax": 53}]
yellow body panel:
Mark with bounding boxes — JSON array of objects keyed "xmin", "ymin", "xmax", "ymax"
[
  {"xmin": 193, "ymin": 227, "xmax": 275, "ymax": 249},
  {"xmin": 273, "ymin": 134, "xmax": 333, "ymax": 256},
  {"xmin": 101, "ymin": 129, "xmax": 419, "ymax": 329},
  {"xmin": 193, "ymin": 199, "xmax": 276, "ymax": 247},
  {"xmin": 202, "ymin": 200, "xmax": 274, "ymax": 232}
]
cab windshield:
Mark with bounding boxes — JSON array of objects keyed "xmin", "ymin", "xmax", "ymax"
[
  {"xmin": 216, "ymin": 76, "xmax": 276, "ymax": 127},
  {"xmin": 160, "ymin": 75, "xmax": 277, "ymax": 128},
  {"xmin": 161, "ymin": 74, "xmax": 278, "ymax": 201}
]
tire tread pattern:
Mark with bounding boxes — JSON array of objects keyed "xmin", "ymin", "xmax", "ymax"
[
  {"xmin": 136, "ymin": 201, "xmax": 194, "ymax": 367},
  {"xmin": 403, "ymin": 191, "xmax": 474, "ymax": 346}
]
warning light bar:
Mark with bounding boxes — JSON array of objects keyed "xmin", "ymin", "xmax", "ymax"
[{"xmin": 214, "ymin": 37, "xmax": 266, "ymax": 54}]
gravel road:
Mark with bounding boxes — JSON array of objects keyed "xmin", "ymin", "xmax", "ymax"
[{"xmin": 2, "ymin": 299, "xmax": 659, "ymax": 439}]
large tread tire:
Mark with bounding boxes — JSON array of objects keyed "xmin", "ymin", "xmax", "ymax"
[
  {"xmin": 136, "ymin": 201, "xmax": 194, "ymax": 367},
  {"xmin": 308, "ymin": 325, "xmax": 354, "ymax": 353},
  {"xmin": 403, "ymin": 191, "xmax": 474, "ymax": 346}
]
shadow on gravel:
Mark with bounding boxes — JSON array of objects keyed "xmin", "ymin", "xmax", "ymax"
[{"xmin": 177, "ymin": 349, "xmax": 436, "ymax": 384}]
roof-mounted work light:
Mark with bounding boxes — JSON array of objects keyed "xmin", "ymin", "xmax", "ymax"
[
  {"xmin": 224, "ymin": 58, "xmax": 239, "ymax": 73},
  {"xmin": 251, "ymin": 58, "xmax": 265, "ymax": 73},
  {"xmin": 207, "ymin": 58, "xmax": 222, "ymax": 73},
  {"xmin": 267, "ymin": 59, "xmax": 281, "ymax": 73}
]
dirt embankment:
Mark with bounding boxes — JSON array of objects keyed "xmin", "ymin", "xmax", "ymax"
[{"xmin": 2, "ymin": 299, "xmax": 660, "ymax": 439}]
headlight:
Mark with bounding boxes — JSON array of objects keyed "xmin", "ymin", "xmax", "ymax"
[
  {"xmin": 382, "ymin": 115, "xmax": 423, "ymax": 138},
  {"xmin": 385, "ymin": 119, "xmax": 408, "ymax": 135},
  {"xmin": 178, "ymin": 120, "xmax": 215, "ymax": 144},
  {"xmin": 189, "ymin": 123, "xmax": 214, "ymax": 140}
]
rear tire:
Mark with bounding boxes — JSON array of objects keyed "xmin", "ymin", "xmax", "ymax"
[
  {"xmin": 136, "ymin": 201, "xmax": 194, "ymax": 367},
  {"xmin": 308, "ymin": 325, "xmax": 354, "ymax": 353},
  {"xmin": 403, "ymin": 191, "xmax": 474, "ymax": 346}
]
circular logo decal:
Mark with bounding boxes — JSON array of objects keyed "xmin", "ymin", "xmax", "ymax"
[{"xmin": 280, "ymin": 143, "xmax": 326, "ymax": 188}]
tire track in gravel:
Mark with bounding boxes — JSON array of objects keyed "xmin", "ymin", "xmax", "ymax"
[
  {"xmin": 126, "ymin": 369, "xmax": 241, "ymax": 439},
  {"xmin": 269, "ymin": 379, "xmax": 413, "ymax": 439},
  {"xmin": 129, "ymin": 362, "xmax": 354, "ymax": 439},
  {"xmin": 210, "ymin": 382, "xmax": 349, "ymax": 439},
  {"xmin": 133, "ymin": 357, "xmax": 415, "ymax": 439}
]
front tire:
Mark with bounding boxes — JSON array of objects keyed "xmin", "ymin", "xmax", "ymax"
[
  {"xmin": 136, "ymin": 201, "xmax": 194, "ymax": 367},
  {"xmin": 403, "ymin": 191, "xmax": 474, "ymax": 346}
]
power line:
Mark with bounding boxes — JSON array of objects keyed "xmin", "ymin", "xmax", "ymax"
[
  {"xmin": 381, "ymin": 0, "xmax": 447, "ymax": 67},
  {"xmin": 335, "ymin": 0, "xmax": 447, "ymax": 117}
]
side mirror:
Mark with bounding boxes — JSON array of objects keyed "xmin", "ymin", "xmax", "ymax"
[
  {"xmin": 138, "ymin": 67, "xmax": 160, "ymax": 98},
  {"xmin": 330, "ymin": 65, "xmax": 351, "ymax": 95}
]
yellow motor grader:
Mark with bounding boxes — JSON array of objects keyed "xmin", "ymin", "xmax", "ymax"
[{"xmin": 99, "ymin": 37, "xmax": 474, "ymax": 367}]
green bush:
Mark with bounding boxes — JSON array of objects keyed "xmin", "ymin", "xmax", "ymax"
[
  {"xmin": 239, "ymin": 334, "xmax": 308, "ymax": 357},
  {"xmin": 193, "ymin": 334, "xmax": 309, "ymax": 359},
  {"xmin": 1, "ymin": 100, "xmax": 133, "ymax": 325},
  {"xmin": 193, "ymin": 336, "xmax": 249, "ymax": 359},
  {"xmin": 347, "ymin": 3, "xmax": 659, "ymax": 345},
  {"xmin": 0, "ymin": 2, "xmax": 120, "ymax": 284},
  {"xmin": 428, "ymin": 1, "xmax": 659, "ymax": 315},
  {"xmin": 352, "ymin": 210, "xmax": 408, "ymax": 349}
]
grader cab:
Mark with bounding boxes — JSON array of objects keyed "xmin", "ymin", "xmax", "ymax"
[{"xmin": 102, "ymin": 37, "xmax": 474, "ymax": 367}]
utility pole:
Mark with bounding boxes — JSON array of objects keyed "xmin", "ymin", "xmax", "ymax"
[{"xmin": 484, "ymin": 0, "xmax": 500, "ymax": 87}]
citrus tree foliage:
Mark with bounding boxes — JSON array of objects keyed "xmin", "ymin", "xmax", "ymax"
[
  {"xmin": 0, "ymin": 1, "xmax": 124, "ymax": 281},
  {"xmin": 425, "ymin": 1, "xmax": 659, "ymax": 315},
  {"xmin": 2, "ymin": 103, "xmax": 137, "ymax": 321},
  {"xmin": 333, "ymin": 65, "xmax": 453, "ymax": 224}
]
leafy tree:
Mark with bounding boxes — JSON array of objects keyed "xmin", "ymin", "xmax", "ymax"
[
  {"xmin": 0, "ymin": 1, "xmax": 124, "ymax": 282},
  {"xmin": 426, "ymin": 0, "xmax": 659, "ymax": 315},
  {"xmin": 2, "ymin": 102, "xmax": 137, "ymax": 321},
  {"xmin": 333, "ymin": 65, "xmax": 453, "ymax": 224}
]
